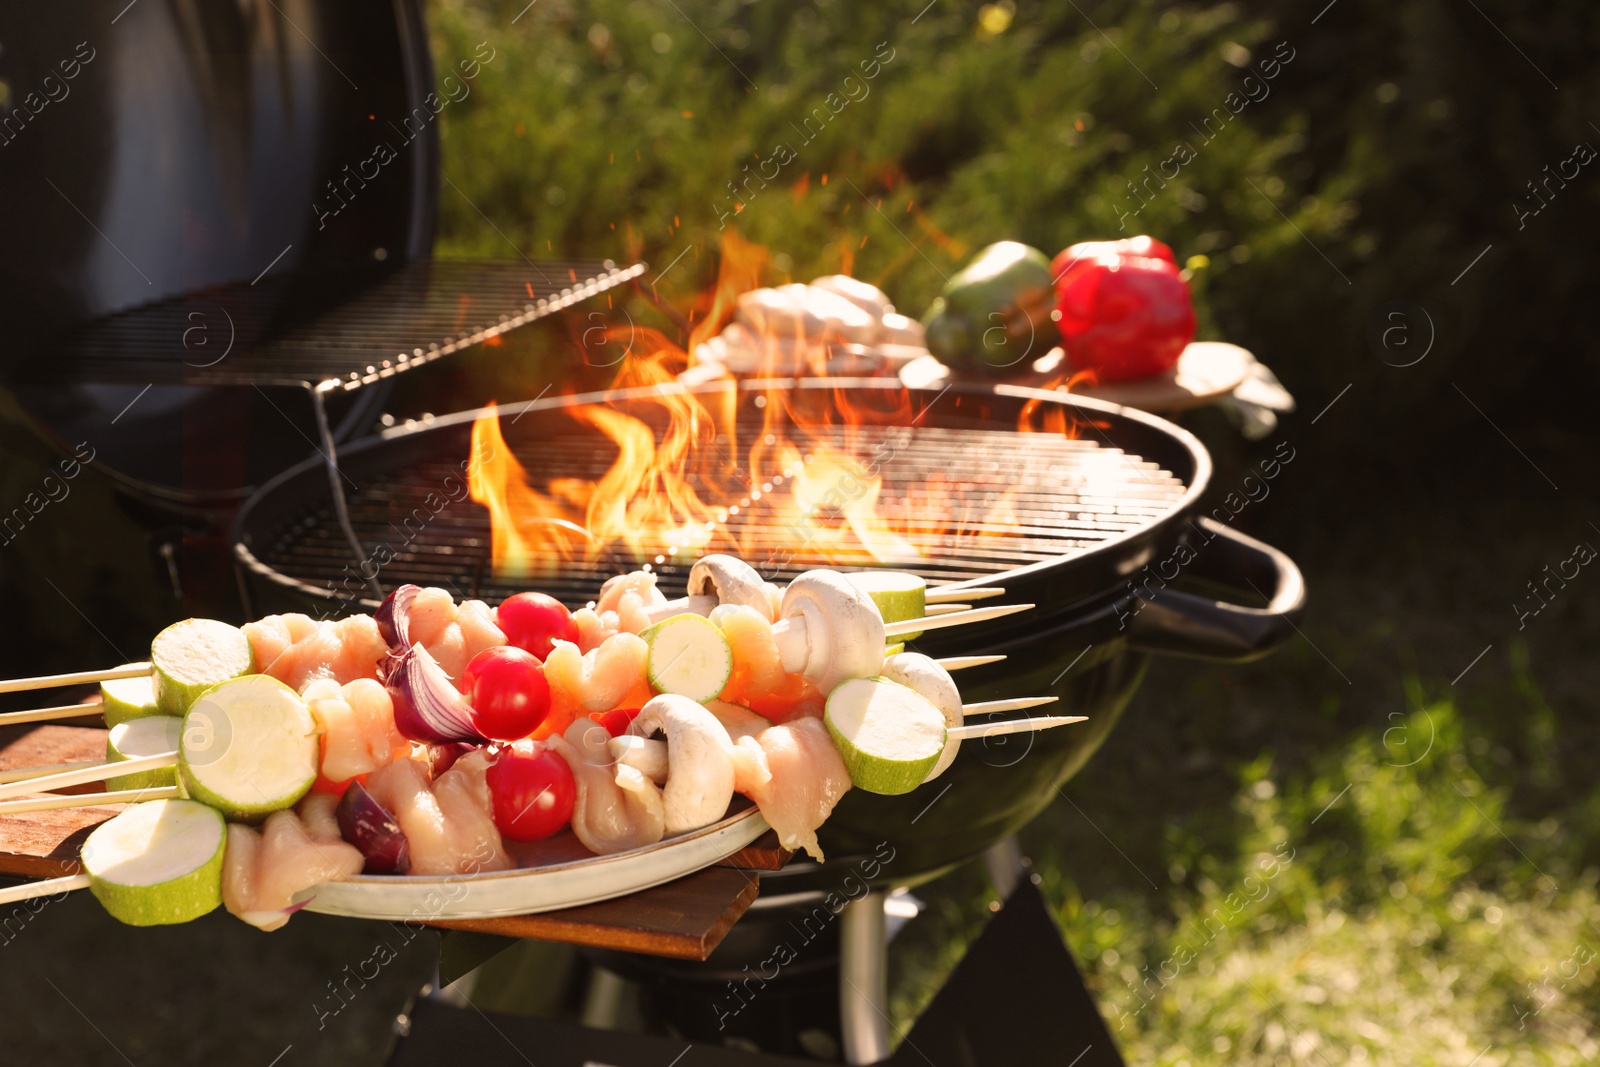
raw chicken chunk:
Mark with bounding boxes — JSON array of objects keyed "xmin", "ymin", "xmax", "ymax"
[
  {"xmin": 544, "ymin": 633, "xmax": 652, "ymax": 715},
  {"xmin": 244, "ymin": 613, "xmax": 390, "ymax": 692},
  {"xmin": 593, "ymin": 571, "xmax": 668, "ymax": 635},
  {"xmin": 571, "ymin": 606, "xmax": 619, "ymax": 653},
  {"xmin": 303, "ymin": 677, "xmax": 407, "ymax": 782},
  {"xmin": 221, "ymin": 794, "xmax": 364, "ymax": 931},
  {"xmin": 742, "ymin": 717, "xmax": 851, "ymax": 861},
  {"xmin": 547, "ymin": 720, "xmax": 665, "ymax": 855},
  {"xmin": 366, "ymin": 753, "xmax": 514, "ymax": 876},
  {"xmin": 404, "ymin": 588, "xmax": 507, "ymax": 681}
]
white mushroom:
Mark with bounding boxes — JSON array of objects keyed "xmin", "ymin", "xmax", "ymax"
[
  {"xmin": 614, "ymin": 698, "xmax": 774, "ymax": 796},
  {"xmin": 639, "ymin": 554, "xmax": 777, "ymax": 625},
  {"xmin": 770, "ymin": 569, "xmax": 887, "ymax": 696},
  {"xmin": 627, "ymin": 694, "xmax": 737, "ymax": 833},
  {"xmin": 609, "ymin": 734, "xmax": 669, "ymax": 785},
  {"xmin": 881, "ymin": 652, "xmax": 963, "ymax": 780}
]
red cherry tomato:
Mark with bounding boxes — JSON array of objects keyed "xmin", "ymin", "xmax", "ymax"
[
  {"xmin": 461, "ymin": 646, "xmax": 551, "ymax": 741},
  {"xmin": 486, "ymin": 742, "xmax": 576, "ymax": 842},
  {"xmin": 1051, "ymin": 236, "xmax": 1195, "ymax": 382},
  {"xmin": 596, "ymin": 706, "xmax": 643, "ymax": 738},
  {"xmin": 497, "ymin": 592, "xmax": 579, "ymax": 659}
]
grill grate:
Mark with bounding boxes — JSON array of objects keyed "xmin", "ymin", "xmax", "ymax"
[
  {"xmin": 27, "ymin": 258, "xmax": 645, "ymax": 390},
  {"xmin": 252, "ymin": 419, "xmax": 1189, "ymax": 610}
]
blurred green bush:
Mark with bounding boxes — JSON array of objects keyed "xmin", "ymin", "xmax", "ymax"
[{"xmin": 428, "ymin": 0, "xmax": 1600, "ymax": 449}]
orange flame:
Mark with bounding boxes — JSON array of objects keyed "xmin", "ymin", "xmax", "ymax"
[{"xmin": 467, "ymin": 231, "xmax": 1083, "ymax": 578}]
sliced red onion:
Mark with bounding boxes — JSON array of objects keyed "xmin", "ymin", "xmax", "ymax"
[
  {"xmin": 375, "ymin": 583, "xmax": 422, "ymax": 651},
  {"xmin": 335, "ymin": 781, "xmax": 412, "ymax": 875},
  {"xmin": 386, "ymin": 643, "xmax": 487, "ymax": 745}
]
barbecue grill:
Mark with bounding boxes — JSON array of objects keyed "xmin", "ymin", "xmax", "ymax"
[
  {"xmin": 235, "ymin": 377, "xmax": 1305, "ymax": 885},
  {"xmin": 0, "ymin": 0, "xmax": 643, "ymax": 669}
]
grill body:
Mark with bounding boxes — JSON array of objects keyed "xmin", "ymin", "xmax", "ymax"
[{"xmin": 235, "ymin": 379, "xmax": 1306, "ymax": 883}]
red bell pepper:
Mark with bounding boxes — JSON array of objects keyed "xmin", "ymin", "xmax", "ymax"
[{"xmin": 1050, "ymin": 236, "xmax": 1195, "ymax": 381}]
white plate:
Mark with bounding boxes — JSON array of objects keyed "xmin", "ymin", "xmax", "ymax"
[{"xmin": 298, "ymin": 802, "xmax": 769, "ymax": 922}]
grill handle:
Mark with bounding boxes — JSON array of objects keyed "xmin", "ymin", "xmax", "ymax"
[{"xmin": 1123, "ymin": 518, "xmax": 1306, "ymax": 662}]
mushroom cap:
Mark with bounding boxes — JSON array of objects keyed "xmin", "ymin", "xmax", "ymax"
[
  {"xmin": 687, "ymin": 554, "xmax": 775, "ymax": 619},
  {"xmin": 779, "ymin": 569, "xmax": 887, "ymax": 695},
  {"xmin": 628, "ymin": 694, "xmax": 737, "ymax": 834},
  {"xmin": 881, "ymin": 652, "xmax": 963, "ymax": 780}
]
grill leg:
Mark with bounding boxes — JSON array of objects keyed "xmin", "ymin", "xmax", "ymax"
[{"xmin": 839, "ymin": 891, "xmax": 891, "ymax": 1065}]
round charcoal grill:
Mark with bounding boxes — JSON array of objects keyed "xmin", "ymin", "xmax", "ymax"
[{"xmin": 235, "ymin": 378, "xmax": 1305, "ymax": 885}]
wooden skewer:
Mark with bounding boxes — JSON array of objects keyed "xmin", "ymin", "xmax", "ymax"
[
  {"xmin": 0, "ymin": 786, "xmax": 181, "ymax": 816},
  {"xmin": 0, "ymin": 873, "xmax": 91, "ymax": 907},
  {"xmin": 961, "ymin": 696, "xmax": 1059, "ymax": 717},
  {"xmin": 947, "ymin": 714, "xmax": 1086, "ymax": 741},
  {"xmin": 0, "ymin": 759, "xmax": 103, "ymax": 786},
  {"xmin": 933, "ymin": 655, "xmax": 1007, "ymax": 672},
  {"xmin": 0, "ymin": 703, "xmax": 107, "ymax": 728},
  {"xmin": 883, "ymin": 602, "xmax": 1033, "ymax": 638},
  {"xmin": 922, "ymin": 603, "xmax": 971, "ymax": 615},
  {"xmin": 0, "ymin": 751, "xmax": 177, "ymax": 803},
  {"xmin": 925, "ymin": 586, "xmax": 1005, "ymax": 604},
  {"xmin": 0, "ymin": 663, "xmax": 150, "ymax": 696}
]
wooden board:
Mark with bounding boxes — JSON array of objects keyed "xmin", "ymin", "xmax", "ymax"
[
  {"xmin": 428, "ymin": 866, "xmax": 760, "ymax": 961},
  {"xmin": 721, "ymin": 830, "xmax": 795, "ymax": 872},
  {"xmin": 0, "ymin": 723, "xmax": 776, "ymax": 959}
]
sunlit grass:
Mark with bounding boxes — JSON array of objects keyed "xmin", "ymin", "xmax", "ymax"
[{"xmin": 891, "ymin": 693, "xmax": 1600, "ymax": 1066}]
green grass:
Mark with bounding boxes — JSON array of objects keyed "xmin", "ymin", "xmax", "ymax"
[{"xmin": 889, "ymin": 677, "xmax": 1600, "ymax": 1065}]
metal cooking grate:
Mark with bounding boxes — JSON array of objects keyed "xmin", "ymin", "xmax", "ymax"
[
  {"xmin": 252, "ymin": 419, "xmax": 1189, "ymax": 610},
  {"xmin": 27, "ymin": 258, "xmax": 645, "ymax": 390}
]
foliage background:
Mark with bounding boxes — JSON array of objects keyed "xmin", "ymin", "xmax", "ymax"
[{"xmin": 427, "ymin": 0, "xmax": 1600, "ymax": 451}]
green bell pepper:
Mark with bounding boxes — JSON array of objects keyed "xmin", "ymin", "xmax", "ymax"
[{"xmin": 921, "ymin": 241, "xmax": 1060, "ymax": 375}]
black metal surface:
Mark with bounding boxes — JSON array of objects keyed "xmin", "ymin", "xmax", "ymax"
[
  {"xmin": 21, "ymin": 258, "xmax": 646, "ymax": 390},
  {"xmin": 0, "ymin": 0, "xmax": 440, "ymax": 375},
  {"xmin": 0, "ymin": 0, "xmax": 443, "ymax": 500},
  {"xmin": 234, "ymin": 379, "xmax": 1306, "ymax": 883}
]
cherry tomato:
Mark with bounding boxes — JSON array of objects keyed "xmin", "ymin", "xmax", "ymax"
[
  {"xmin": 461, "ymin": 646, "xmax": 551, "ymax": 741},
  {"xmin": 486, "ymin": 742, "xmax": 576, "ymax": 842},
  {"xmin": 596, "ymin": 706, "xmax": 643, "ymax": 738},
  {"xmin": 497, "ymin": 592, "xmax": 579, "ymax": 659}
]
